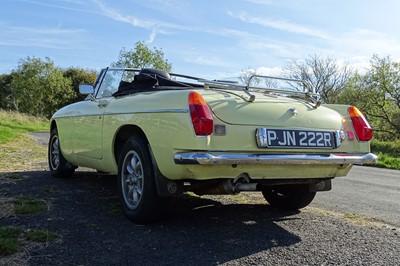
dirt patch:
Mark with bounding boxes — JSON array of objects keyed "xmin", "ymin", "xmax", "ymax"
[{"xmin": 0, "ymin": 135, "xmax": 47, "ymax": 173}]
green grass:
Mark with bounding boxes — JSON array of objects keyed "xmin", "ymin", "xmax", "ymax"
[
  {"xmin": 0, "ymin": 227, "xmax": 59, "ymax": 256},
  {"xmin": 0, "ymin": 109, "xmax": 48, "ymax": 144},
  {"xmin": 371, "ymin": 139, "xmax": 400, "ymax": 170},
  {"xmin": 371, "ymin": 139, "xmax": 400, "ymax": 157},
  {"xmin": 344, "ymin": 213, "xmax": 363, "ymax": 220},
  {"xmin": 26, "ymin": 228, "xmax": 59, "ymax": 243},
  {"xmin": 3, "ymin": 173, "xmax": 23, "ymax": 180},
  {"xmin": 0, "ymin": 227, "xmax": 22, "ymax": 256},
  {"xmin": 374, "ymin": 152, "xmax": 400, "ymax": 169},
  {"xmin": 12, "ymin": 195, "xmax": 47, "ymax": 215}
]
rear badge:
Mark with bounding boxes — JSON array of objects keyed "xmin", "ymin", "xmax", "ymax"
[{"xmin": 289, "ymin": 107, "xmax": 298, "ymax": 116}]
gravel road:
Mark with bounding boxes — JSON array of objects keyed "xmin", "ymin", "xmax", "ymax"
[{"xmin": 0, "ymin": 132, "xmax": 392, "ymax": 265}]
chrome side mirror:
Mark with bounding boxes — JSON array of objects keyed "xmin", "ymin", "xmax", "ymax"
[{"xmin": 79, "ymin": 84, "xmax": 95, "ymax": 95}]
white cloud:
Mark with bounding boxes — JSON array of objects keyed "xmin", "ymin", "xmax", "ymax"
[
  {"xmin": 16, "ymin": 0, "xmax": 95, "ymax": 14},
  {"xmin": 245, "ymin": 0, "xmax": 275, "ymax": 5},
  {"xmin": 188, "ymin": 56, "xmax": 232, "ymax": 68},
  {"xmin": 139, "ymin": 0, "xmax": 190, "ymax": 18},
  {"xmin": 228, "ymin": 11, "xmax": 332, "ymax": 40},
  {"xmin": 0, "ymin": 23, "xmax": 86, "ymax": 49},
  {"xmin": 254, "ymin": 66, "xmax": 284, "ymax": 76},
  {"xmin": 91, "ymin": 0, "xmax": 155, "ymax": 29}
]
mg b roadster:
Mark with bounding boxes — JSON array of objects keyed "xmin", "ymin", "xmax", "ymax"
[{"xmin": 48, "ymin": 68, "xmax": 377, "ymax": 223}]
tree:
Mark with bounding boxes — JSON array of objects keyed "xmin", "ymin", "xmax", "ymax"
[
  {"xmin": 0, "ymin": 73, "xmax": 15, "ymax": 110},
  {"xmin": 11, "ymin": 57, "xmax": 75, "ymax": 118},
  {"xmin": 63, "ymin": 67, "xmax": 97, "ymax": 103},
  {"xmin": 112, "ymin": 41, "xmax": 172, "ymax": 71},
  {"xmin": 284, "ymin": 55, "xmax": 354, "ymax": 103},
  {"xmin": 239, "ymin": 68, "xmax": 257, "ymax": 85},
  {"xmin": 239, "ymin": 68, "xmax": 278, "ymax": 88},
  {"xmin": 336, "ymin": 55, "xmax": 400, "ymax": 139}
]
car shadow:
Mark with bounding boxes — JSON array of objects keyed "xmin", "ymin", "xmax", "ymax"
[{"xmin": 1, "ymin": 170, "xmax": 303, "ymax": 265}]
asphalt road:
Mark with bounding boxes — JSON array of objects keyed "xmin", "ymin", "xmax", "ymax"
[{"xmin": 311, "ymin": 165, "xmax": 400, "ymax": 227}]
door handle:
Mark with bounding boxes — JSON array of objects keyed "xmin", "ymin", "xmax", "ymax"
[{"xmin": 98, "ymin": 100, "xmax": 109, "ymax": 108}]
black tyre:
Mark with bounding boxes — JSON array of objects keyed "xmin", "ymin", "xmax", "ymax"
[
  {"xmin": 261, "ymin": 185, "xmax": 316, "ymax": 210},
  {"xmin": 118, "ymin": 136, "xmax": 160, "ymax": 224},
  {"xmin": 48, "ymin": 128, "xmax": 75, "ymax": 178}
]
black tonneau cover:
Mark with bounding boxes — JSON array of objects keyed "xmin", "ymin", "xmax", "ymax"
[{"xmin": 113, "ymin": 69, "xmax": 192, "ymax": 97}]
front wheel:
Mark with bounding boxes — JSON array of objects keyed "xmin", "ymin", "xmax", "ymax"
[
  {"xmin": 118, "ymin": 136, "xmax": 160, "ymax": 224},
  {"xmin": 48, "ymin": 128, "xmax": 75, "ymax": 178},
  {"xmin": 261, "ymin": 185, "xmax": 316, "ymax": 210}
]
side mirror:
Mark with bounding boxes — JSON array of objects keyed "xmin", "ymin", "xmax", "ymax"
[{"xmin": 79, "ymin": 84, "xmax": 95, "ymax": 95}]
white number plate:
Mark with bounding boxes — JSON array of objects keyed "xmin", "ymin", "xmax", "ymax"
[{"xmin": 256, "ymin": 128, "xmax": 336, "ymax": 149}]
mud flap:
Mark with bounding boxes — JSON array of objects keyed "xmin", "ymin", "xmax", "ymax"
[{"xmin": 147, "ymin": 144, "xmax": 184, "ymax": 197}]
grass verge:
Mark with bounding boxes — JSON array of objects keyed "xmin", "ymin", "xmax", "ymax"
[
  {"xmin": 374, "ymin": 152, "xmax": 400, "ymax": 170},
  {"xmin": 371, "ymin": 139, "xmax": 400, "ymax": 170},
  {"xmin": 0, "ymin": 110, "xmax": 48, "ymax": 144},
  {"xmin": 0, "ymin": 134, "xmax": 47, "ymax": 172}
]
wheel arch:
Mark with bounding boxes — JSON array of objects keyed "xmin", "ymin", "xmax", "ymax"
[
  {"xmin": 113, "ymin": 125, "xmax": 149, "ymax": 164},
  {"xmin": 50, "ymin": 119, "xmax": 57, "ymax": 132},
  {"xmin": 113, "ymin": 124, "xmax": 184, "ymax": 197}
]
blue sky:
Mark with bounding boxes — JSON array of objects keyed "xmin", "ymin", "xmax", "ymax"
[{"xmin": 1, "ymin": 0, "xmax": 400, "ymax": 78}]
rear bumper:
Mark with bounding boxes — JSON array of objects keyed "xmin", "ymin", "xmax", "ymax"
[{"xmin": 174, "ymin": 152, "xmax": 378, "ymax": 165}]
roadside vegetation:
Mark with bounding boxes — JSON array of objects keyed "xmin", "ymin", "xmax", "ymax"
[
  {"xmin": 371, "ymin": 140, "xmax": 400, "ymax": 169},
  {"xmin": 0, "ymin": 110, "xmax": 48, "ymax": 172},
  {"xmin": 0, "ymin": 110, "xmax": 48, "ymax": 143}
]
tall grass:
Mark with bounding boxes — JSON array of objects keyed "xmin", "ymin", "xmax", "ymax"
[
  {"xmin": 0, "ymin": 110, "xmax": 48, "ymax": 143},
  {"xmin": 371, "ymin": 139, "xmax": 400, "ymax": 170}
]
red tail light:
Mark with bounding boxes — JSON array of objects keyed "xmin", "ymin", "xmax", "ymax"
[
  {"xmin": 188, "ymin": 91, "xmax": 213, "ymax": 136},
  {"xmin": 348, "ymin": 106, "xmax": 373, "ymax": 141}
]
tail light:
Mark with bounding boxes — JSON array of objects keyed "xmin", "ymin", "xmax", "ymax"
[
  {"xmin": 348, "ymin": 106, "xmax": 373, "ymax": 141},
  {"xmin": 188, "ymin": 91, "xmax": 213, "ymax": 136}
]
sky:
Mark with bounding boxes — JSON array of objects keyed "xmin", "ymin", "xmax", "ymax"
[{"xmin": 1, "ymin": 0, "xmax": 400, "ymax": 79}]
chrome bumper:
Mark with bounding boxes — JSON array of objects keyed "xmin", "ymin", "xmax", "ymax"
[{"xmin": 174, "ymin": 152, "xmax": 378, "ymax": 165}]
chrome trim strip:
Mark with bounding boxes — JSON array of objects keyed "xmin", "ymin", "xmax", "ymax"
[
  {"xmin": 104, "ymin": 109, "xmax": 189, "ymax": 115},
  {"xmin": 174, "ymin": 152, "xmax": 378, "ymax": 165},
  {"xmin": 56, "ymin": 109, "xmax": 189, "ymax": 119}
]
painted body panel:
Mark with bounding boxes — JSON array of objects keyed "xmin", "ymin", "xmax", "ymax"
[{"xmin": 52, "ymin": 85, "xmax": 372, "ymax": 181}]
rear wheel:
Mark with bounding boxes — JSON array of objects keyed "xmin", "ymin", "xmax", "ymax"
[
  {"xmin": 261, "ymin": 185, "xmax": 316, "ymax": 210},
  {"xmin": 48, "ymin": 128, "xmax": 75, "ymax": 178},
  {"xmin": 118, "ymin": 136, "xmax": 160, "ymax": 224}
]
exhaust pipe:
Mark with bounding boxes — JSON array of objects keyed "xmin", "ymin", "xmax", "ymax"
[
  {"xmin": 232, "ymin": 173, "xmax": 258, "ymax": 192},
  {"xmin": 190, "ymin": 173, "xmax": 258, "ymax": 195}
]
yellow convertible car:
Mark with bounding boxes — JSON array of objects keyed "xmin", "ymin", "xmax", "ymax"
[{"xmin": 48, "ymin": 67, "xmax": 377, "ymax": 223}]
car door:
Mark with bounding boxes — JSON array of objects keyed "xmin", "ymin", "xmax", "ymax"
[{"xmin": 71, "ymin": 69, "xmax": 123, "ymax": 160}]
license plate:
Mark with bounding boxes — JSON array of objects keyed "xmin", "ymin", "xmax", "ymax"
[{"xmin": 256, "ymin": 128, "xmax": 336, "ymax": 149}]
